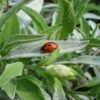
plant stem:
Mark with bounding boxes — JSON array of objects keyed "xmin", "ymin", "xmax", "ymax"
[{"xmin": 6, "ymin": 0, "xmax": 9, "ymax": 11}]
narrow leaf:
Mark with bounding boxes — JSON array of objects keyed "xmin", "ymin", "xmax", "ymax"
[
  {"xmin": 73, "ymin": 0, "xmax": 90, "ymax": 22},
  {"xmin": 80, "ymin": 17, "xmax": 90, "ymax": 37},
  {"xmin": 59, "ymin": 55, "xmax": 100, "ymax": 66},
  {"xmin": 37, "ymin": 49, "xmax": 60, "ymax": 66},
  {"xmin": 22, "ymin": 6, "xmax": 48, "ymax": 31}
]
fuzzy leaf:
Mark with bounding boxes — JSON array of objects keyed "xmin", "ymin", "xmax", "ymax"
[
  {"xmin": 59, "ymin": 55, "xmax": 100, "ymax": 66},
  {"xmin": 3, "ymin": 34, "xmax": 46, "ymax": 49},
  {"xmin": 1, "ymin": 40, "xmax": 89, "ymax": 60}
]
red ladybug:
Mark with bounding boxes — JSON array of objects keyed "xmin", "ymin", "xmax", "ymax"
[{"xmin": 42, "ymin": 42, "xmax": 58, "ymax": 53}]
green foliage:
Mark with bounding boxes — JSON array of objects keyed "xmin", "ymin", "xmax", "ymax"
[
  {"xmin": 2, "ymin": 80, "xmax": 17, "ymax": 99},
  {"xmin": 0, "ymin": 0, "xmax": 100, "ymax": 99},
  {"xmin": 56, "ymin": 0, "xmax": 75, "ymax": 39},
  {"xmin": 0, "ymin": 62, "xmax": 23, "ymax": 86},
  {"xmin": 37, "ymin": 49, "xmax": 60, "ymax": 66},
  {"xmin": 16, "ymin": 78, "xmax": 45, "ymax": 100},
  {"xmin": 0, "ymin": 0, "xmax": 27, "ymax": 28},
  {"xmin": 0, "ymin": 14, "xmax": 19, "ymax": 45},
  {"xmin": 80, "ymin": 17, "xmax": 90, "ymax": 37},
  {"xmin": 22, "ymin": 6, "xmax": 48, "ymax": 32},
  {"xmin": 72, "ymin": 0, "xmax": 90, "ymax": 23}
]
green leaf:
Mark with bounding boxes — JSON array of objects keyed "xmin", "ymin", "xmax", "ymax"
[
  {"xmin": 41, "ymin": 89, "xmax": 51, "ymax": 100},
  {"xmin": 92, "ymin": 24, "xmax": 99, "ymax": 37},
  {"xmin": 40, "ymin": 25, "xmax": 61, "ymax": 34},
  {"xmin": 0, "ymin": 14, "xmax": 19, "ymax": 45},
  {"xmin": 5, "ymin": 34, "xmax": 45, "ymax": 46},
  {"xmin": 36, "ymin": 69, "xmax": 55, "ymax": 94},
  {"xmin": 56, "ymin": 0, "xmax": 75, "ymax": 39},
  {"xmin": 1, "ymin": 40, "xmax": 88, "ymax": 60},
  {"xmin": 25, "ymin": 75, "xmax": 51, "ymax": 100},
  {"xmin": 88, "ymin": 84, "xmax": 100, "ymax": 95},
  {"xmin": 22, "ymin": 6, "xmax": 48, "ymax": 31},
  {"xmin": 53, "ymin": 88, "xmax": 66, "ymax": 100},
  {"xmin": 59, "ymin": 55, "xmax": 100, "ymax": 65},
  {"xmin": 16, "ymin": 78, "xmax": 45, "ymax": 100},
  {"xmin": 80, "ymin": 17, "xmax": 90, "ymax": 37},
  {"xmin": 71, "ymin": 65, "xmax": 85, "ymax": 79},
  {"xmin": 2, "ymin": 34, "xmax": 46, "ymax": 52},
  {"xmin": 2, "ymin": 14, "xmax": 19, "ymax": 36},
  {"xmin": 25, "ymin": 75, "xmax": 43, "ymax": 88},
  {"xmin": 38, "ymin": 49, "xmax": 60, "ymax": 66},
  {"xmin": 53, "ymin": 78, "xmax": 66, "ymax": 100},
  {"xmin": 40, "ymin": 25, "xmax": 62, "ymax": 39},
  {"xmin": 0, "ymin": 62, "xmax": 23, "ymax": 87},
  {"xmin": 73, "ymin": 0, "xmax": 90, "ymax": 23},
  {"xmin": 54, "ymin": 78, "xmax": 65, "ymax": 95},
  {"xmin": 2, "ymin": 80, "xmax": 17, "ymax": 99},
  {"xmin": 84, "ymin": 78, "xmax": 100, "ymax": 87},
  {"xmin": 86, "ymin": 3, "xmax": 100, "ymax": 12},
  {"xmin": 87, "ymin": 38, "xmax": 100, "ymax": 47},
  {"xmin": 93, "ymin": 66, "xmax": 100, "ymax": 80},
  {"xmin": 0, "ymin": 0, "xmax": 27, "ymax": 28}
]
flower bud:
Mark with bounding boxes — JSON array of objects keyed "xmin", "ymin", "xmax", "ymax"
[{"xmin": 45, "ymin": 65, "xmax": 77, "ymax": 79}]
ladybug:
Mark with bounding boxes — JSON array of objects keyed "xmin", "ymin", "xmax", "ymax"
[{"xmin": 42, "ymin": 42, "xmax": 58, "ymax": 53}]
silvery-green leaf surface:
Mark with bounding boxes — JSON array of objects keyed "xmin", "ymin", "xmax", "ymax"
[
  {"xmin": 84, "ymin": 13, "xmax": 100, "ymax": 20},
  {"xmin": 72, "ymin": 29, "xmax": 83, "ymax": 40},
  {"xmin": 59, "ymin": 55, "xmax": 100, "ymax": 66},
  {"xmin": 2, "ymin": 80, "xmax": 16, "ymax": 99},
  {"xmin": 41, "ymin": 89, "xmax": 51, "ymax": 100},
  {"xmin": 17, "ymin": 0, "xmax": 44, "ymax": 28},
  {"xmin": 53, "ymin": 88, "xmax": 66, "ymax": 100},
  {"xmin": 3, "ymin": 40, "xmax": 88, "ymax": 59},
  {"xmin": 26, "ymin": 0, "xmax": 44, "ymax": 13}
]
